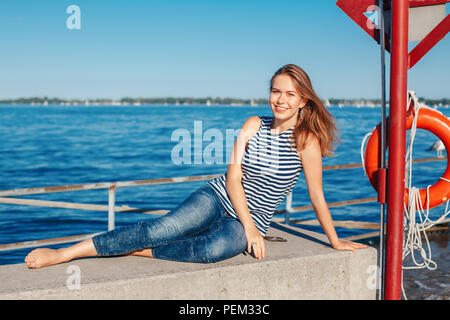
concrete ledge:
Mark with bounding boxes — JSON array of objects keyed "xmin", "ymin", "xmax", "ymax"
[{"xmin": 0, "ymin": 223, "xmax": 377, "ymax": 299}]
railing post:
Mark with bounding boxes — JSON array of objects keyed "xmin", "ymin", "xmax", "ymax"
[
  {"xmin": 108, "ymin": 185, "xmax": 116, "ymax": 231},
  {"xmin": 285, "ymin": 190, "xmax": 293, "ymax": 223}
]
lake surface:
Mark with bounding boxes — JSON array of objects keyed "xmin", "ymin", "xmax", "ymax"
[{"xmin": 0, "ymin": 104, "xmax": 448, "ymax": 299}]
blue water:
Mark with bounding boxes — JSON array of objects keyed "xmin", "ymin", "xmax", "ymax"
[{"xmin": 0, "ymin": 104, "xmax": 448, "ymax": 266}]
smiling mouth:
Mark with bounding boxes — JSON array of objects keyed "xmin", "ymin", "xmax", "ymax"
[{"xmin": 274, "ymin": 105, "xmax": 289, "ymax": 112}]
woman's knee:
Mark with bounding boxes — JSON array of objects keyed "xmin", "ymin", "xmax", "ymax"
[{"xmin": 139, "ymin": 218, "xmax": 182, "ymax": 247}]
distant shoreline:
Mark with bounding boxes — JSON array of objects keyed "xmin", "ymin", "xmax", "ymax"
[{"xmin": 0, "ymin": 97, "xmax": 449, "ymax": 108}]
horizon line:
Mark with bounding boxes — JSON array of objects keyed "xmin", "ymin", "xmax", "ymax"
[{"xmin": 1, "ymin": 96, "xmax": 449, "ymax": 101}]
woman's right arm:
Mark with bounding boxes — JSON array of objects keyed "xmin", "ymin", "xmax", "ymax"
[{"xmin": 225, "ymin": 116, "xmax": 265, "ymax": 259}]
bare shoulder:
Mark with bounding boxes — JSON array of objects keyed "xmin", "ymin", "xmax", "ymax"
[
  {"xmin": 296, "ymin": 132, "xmax": 321, "ymax": 159},
  {"xmin": 242, "ymin": 116, "xmax": 261, "ymax": 131},
  {"xmin": 240, "ymin": 116, "xmax": 261, "ymax": 137},
  {"xmin": 234, "ymin": 116, "xmax": 261, "ymax": 152}
]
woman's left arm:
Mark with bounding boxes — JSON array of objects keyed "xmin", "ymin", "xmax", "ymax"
[{"xmin": 299, "ymin": 136, "xmax": 367, "ymax": 252}]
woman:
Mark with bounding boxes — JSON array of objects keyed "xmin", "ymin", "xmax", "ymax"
[{"xmin": 24, "ymin": 64, "xmax": 366, "ymax": 269}]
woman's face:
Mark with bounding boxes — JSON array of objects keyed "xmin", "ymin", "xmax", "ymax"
[{"xmin": 269, "ymin": 74, "xmax": 306, "ymax": 122}]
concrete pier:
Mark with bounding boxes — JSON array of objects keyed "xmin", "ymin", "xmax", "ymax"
[{"xmin": 0, "ymin": 223, "xmax": 377, "ymax": 299}]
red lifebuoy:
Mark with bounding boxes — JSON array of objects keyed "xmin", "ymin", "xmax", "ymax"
[{"xmin": 364, "ymin": 107, "xmax": 450, "ymax": 209}]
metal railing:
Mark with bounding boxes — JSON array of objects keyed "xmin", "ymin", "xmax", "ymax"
[{"xmin": 0, "ymin": 157, "xmax": 447, "ymax": 252}]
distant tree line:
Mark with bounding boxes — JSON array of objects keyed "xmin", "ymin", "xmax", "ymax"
[
  {"xmin": 120, "ymin": 97, "xmax": 268, "ymax": 105},
  {"xmin": 0, "ymin": 96, "xmax": 448, "ymax": 106},
  {"xmin": 328, "ymin": 98, "xmax": 383, "ymax": 105},
  {"xmin": 329, "ymin": 97, "xmax": 450, "ymax": 106},
  {"xmin": 0, "ymin": 96, "xmax": 268, "ymax": 105}
]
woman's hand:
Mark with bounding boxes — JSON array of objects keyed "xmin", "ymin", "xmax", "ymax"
[
  {"xmin": 331, "ymin": 239, "xmax": 367, "ymax": 253},
  {"xmin": 244, "ymin": 226, "xmax": 265, "ymax": 259}
]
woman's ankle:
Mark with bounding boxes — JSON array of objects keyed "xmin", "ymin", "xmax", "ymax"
[{"xmin": 57, "ymin": 247, "xmax": 73, "ymax": 263}]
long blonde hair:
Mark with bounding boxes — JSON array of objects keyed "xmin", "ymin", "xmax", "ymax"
[{"xmin": 270, "ymin": 64, "xmax": 339, "ymax": 156}]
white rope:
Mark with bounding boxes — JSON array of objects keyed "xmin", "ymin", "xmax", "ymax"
[
  {"xmin": 400, "ymin": 90, "xmax": 450, "ymax": 300},
  {"xmin": 360, "ymin": 131, "xmax": 373, "ymax": 175}
]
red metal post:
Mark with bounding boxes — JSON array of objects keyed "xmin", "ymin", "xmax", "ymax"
[{"xmin": 384, "ymin": 0, "xmax": 409, "ymax": 300}]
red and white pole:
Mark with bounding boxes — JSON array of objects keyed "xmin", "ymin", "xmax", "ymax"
[{"xmin": 384, "ymin": 0, "xmax": 409, "ymax": 300}]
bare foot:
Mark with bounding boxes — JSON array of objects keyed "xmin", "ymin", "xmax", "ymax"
[{"xmin": 25, "ymin": 248, "xmax": 68, "ymax": 269}]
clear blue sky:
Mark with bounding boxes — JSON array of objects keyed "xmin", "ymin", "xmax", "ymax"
[{"xmin": 0, "ymin": 0, "xmax": 448, "ymax": 100}]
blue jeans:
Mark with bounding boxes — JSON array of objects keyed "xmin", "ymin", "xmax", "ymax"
[{"xmin": 92, "ymin": 183, "xmax": 247, "ymax": 263}]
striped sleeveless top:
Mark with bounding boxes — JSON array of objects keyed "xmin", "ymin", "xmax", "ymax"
[{"xmin": 207, "ymin": 116, "xmax": 303, "ymax": 235}]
